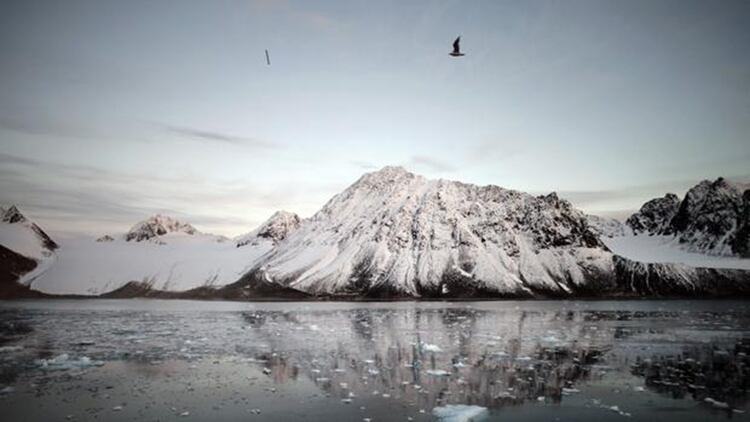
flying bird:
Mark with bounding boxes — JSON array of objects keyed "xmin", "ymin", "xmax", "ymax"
[
  {"xmin": 265, "ymin": 49, "xmax": 270, "ymax": 65},
  {"xmin": 449, "ymin": 36, "xmax": 465, "ymax": 57}
]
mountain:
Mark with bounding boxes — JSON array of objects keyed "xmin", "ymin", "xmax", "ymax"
[
  {"xmin": 26, "ymin": 212, "xmax": 294, "ymax": 295},
  {"xmin": 586, "ymin": 214, "xmax": 628, "ymax": 238},
  {"xmin": 233, "ymin": 166, "xmax": 615, "ymax": 298},
  {"xmin": 626, "ymin": 193, "xmax": 680, "ymax": 235},
  {"xmin": 235, "ymin": 211, "xmax": 301, "ymax": 247},
  {"xmin": 3, "ymin": 169, "xmax": 750, "ymax": 299},
  {"xmin": 124, "ymin": 214, "xmax": 199, "ymax": 242},
  {"xmin": 625, "ymin": 178, "xmax": 750, "ymax": 257},
  {"xmin": 0, "ymin": 206, "xmax": 58, "ymax": 297}
]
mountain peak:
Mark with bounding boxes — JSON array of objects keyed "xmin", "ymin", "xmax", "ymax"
[
  {"xmin": 2, "ymin": 205, "xmax": 28, "ymax": 224},
  {"xmin": 124, "ymin": 214, "xmax": 197, "ymax": 242},
  {"xmin": 236, "ymin": 210, "xmax": 301, "ymax": 247}
]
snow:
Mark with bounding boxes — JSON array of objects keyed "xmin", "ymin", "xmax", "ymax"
[
  {"xmin": 235, "ymin": 210, "xmax": 300, "ymax": 247},
  {"xmin": 432, "ymin": 404, "xmax": 488, "ymax": 422},
  {"xmin": 30, "ymin": 232, "xmax": 274, "ymax": 295},
  {"xmin": 250, "ymin": 166, "xmax": 613, "ymax": 296},
  {"xmin": 604, "ymin": 235, "xmax": 750, "ymax": 270},
  {"xmin": 0, "ymin": 218, "xmax": 51, "ymax": 260}
]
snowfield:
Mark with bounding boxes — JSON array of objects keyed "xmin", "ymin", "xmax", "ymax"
[
  {"xmin": 29, "ymin": 233, "xmax": 274, "ymax": 295},
  {"xmin": 603, "ymin": 235, "xmax": 750, "ymax": 271}
]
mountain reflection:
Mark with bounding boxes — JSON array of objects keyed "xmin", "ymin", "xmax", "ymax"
[{"xmin": 0, "ymin": 301, "xmax": 748, "ymax": 415}]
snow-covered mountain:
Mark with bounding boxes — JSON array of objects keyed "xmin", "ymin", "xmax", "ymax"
[
  {"xmin": 625, "ymin": 193, "xmax": 680, "ymax": 235},
  {"xmin": 586, "ymin": 214, "xmax": 628, "ymax": 238},
  {"xmin": 235, "ymin": 211, "xmax": 301, "ymax": 247},
  {"xmin": 21, "ymin": 212, "xmax": 295, "ymax": 295},
  {"xmin": 124, "ymin": 214, "xmax": 200, "ymax": 242},
  {"xmin": 235, "ymin": 166, "xmax": 615, "ymax": 297},
  {"xmin": 0, "ymin": 206, "xmax": 58, "ymax": 294},
  {"xmin": 3, "ymin": 169, "xmax": 750, "ymax": 299},
  {"xmin": 624, "ymin": 178, "xmax": 750, "ymax": 257}
]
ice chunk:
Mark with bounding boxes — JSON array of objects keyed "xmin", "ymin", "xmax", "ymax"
[
  {"xmin": 422, "ymin": 343, "xmax": 443, "ymax": 352},
  {"xmin": 432, "ymin": 404, "xmax": 488, "ymax": 422},
  {"xmin": 426, "ymin": 369, "xmax": 450, "ymax": 376}
]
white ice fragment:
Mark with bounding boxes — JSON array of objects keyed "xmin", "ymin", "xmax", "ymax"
[
  {"xmin": 432, "ymin": 404, "xmax": 488, "ymax": 422},
  {"xmin": 426, "ymin": 369, "xmax": 450, "ymax": 376},
  {"xmin": 422, "ymin": 343, "xmax": 443, "ymax": 353}
]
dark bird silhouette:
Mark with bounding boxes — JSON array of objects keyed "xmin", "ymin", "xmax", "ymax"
[
  {"xmin": 265, "ymin": 49, "xmax": 271, "ymax": 65},
  {"xmin": 450, "ymin": 36, "xmax": 465, "ymax": 57}
]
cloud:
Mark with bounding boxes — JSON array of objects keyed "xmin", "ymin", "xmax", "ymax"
[
  {"xmin": 161, "ymin": 124, "xmax": 278, "ymax": 148},
  {"xmin": 409, "ymin": 155, "xmax": 456, "ymax": 172},
  {"xmin": 0, "ymin": 153, "xmax": 305, "ymax": 237}
]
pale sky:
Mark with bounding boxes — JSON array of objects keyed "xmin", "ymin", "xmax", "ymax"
[{"xmin": 1, "ymin": 0, "xmax": 749, "ymax": 237}]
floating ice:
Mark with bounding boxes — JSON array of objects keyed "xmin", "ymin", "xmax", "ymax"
[
  {"xmin": 432, "ymin": 404, "xmax": 488, "ymax": 422},
  {"xmin": 37, "ymin": 354, "xmax": 104, "ymax": 370},
  {"xmin": 705, "ymin": 397, "xmax": 730, "ymax": 409},
  {"xmin": 422, "ymin": 343, "xmax": 443, "ymax": 353},
  {"xmin": 426, "ymin": 369, "xmax": 450, "ymax": 376}
]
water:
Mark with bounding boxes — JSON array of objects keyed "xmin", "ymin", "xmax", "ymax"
[{"xmin": 0, "ymin": 299, "xmax": 749, "ymax": 421}]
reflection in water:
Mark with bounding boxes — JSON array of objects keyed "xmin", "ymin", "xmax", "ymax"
[
  {"xmin": 0, "ymin": 300, "xmax": 749, "ymax": 418},
  {"xmin": 632, "ymin": 338, "xmax": 750, "ymax": 412}
]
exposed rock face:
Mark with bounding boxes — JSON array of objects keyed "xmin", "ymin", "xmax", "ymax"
[
  {"xmin": 626, "ymin": 193, "xmax": 680, "ymax": 235},
  {"xmin": 235, "ymin": 211, "xmax": 301, "ymax": 247},
  {"xmin": 124, "ymin": 215, "xmax": 197, "ymax": 242},
  {"xmin": 734, "ymin": 190, "xmax": 750, "ymax": 257},
  {"xmin": 612, "ymin": 255, "xmax": 750, "ymax": 296},
  {"xmin": 626, "ymin": 178, "xmax": 750, "ymax": 257},
  {"xmin": 669, "ymin": 178, "xmax": 748, "ymax": 256},
  {"xmin": 241, "ymin": 166, "xmax": 614, "ymax": 297},
  {"xmin": 0, "ymin": 245, "xmax": 40, "ymax": 298}
]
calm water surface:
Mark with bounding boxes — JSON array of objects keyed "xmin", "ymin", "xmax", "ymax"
[{"xmin": 0, "ymin": 299, "xmax": 749, "ymax": 421}]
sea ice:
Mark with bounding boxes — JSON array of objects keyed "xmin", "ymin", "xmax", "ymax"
[{"xmin": 432, "ymin": 404, "xmax": 488, "ymax": 422}]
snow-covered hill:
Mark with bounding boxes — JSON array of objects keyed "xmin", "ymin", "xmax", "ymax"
[
  {"xmin": 235, "ymin": 211, "xmax": 301, "ymax": 247},
  {"xmin": 623, "ymin": 178, "xmax": 750, "ymax": 257},
  {"xmin": 0, "ymin": 205, "xmax": 58, "ymax": 288},
  {"xmin": 237, "ymin": 166, "xmax": 615, "ymax": 297},
  {"xmin": 24, "ymin": 212, "xmax": 294, "ymax": 295}
]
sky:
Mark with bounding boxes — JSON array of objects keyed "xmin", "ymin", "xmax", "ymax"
[{"xmin": 1, "ymin": 0, "xmax": 749, "ymax": 237}]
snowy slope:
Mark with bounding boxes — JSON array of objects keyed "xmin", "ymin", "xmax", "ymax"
[
  {"xmin": 0, "ymin": 206, "xmax": 58, "ymax": 285},
  {"xmin": 28, "ymin": 213, "xmax": 294, "ymax": 295},
  {"xmin": 235, "ymin": 211, "xmax": 301, "ymax": 247},
  {"xmin": 241, "ymin": 166, "xmax": 614, "ymax": 297},
  {"xmin": 603, "ymin": 235, "xmax": 750, "ymax": 271},
  {"xmin": 586, "ymin": 215, "xmax": 629, "ymax": 238}
]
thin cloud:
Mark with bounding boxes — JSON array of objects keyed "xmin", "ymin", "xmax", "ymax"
[
  {"xmin": 161, "ymin": 124, "xmax": 278, "ymax": 148},
  {"xmin": 409, "ymin": 155, "xmax": 456, "ymax": 172},
  {"xmin": 0, "ymin": 153, "xmax": 299, "ymax": 237}
]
